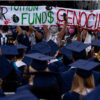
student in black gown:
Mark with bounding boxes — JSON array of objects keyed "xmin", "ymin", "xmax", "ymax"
[
  {"xmin": 0, "ymin": 55, "xmax": 16, "ymax": 97},
  {"xmin": 23, "ymin": 53, "xmax": 61, "ymax": 100},
  {"xmin": 62, "ymin": 60, "xmax": 100, "ymax": 100},
  {"xmin": 0, "ymin": 45, "xmax": 20, "ymax": 92}
]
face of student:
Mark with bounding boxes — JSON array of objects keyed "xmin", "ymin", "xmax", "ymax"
[{"xmin": 50, "ymin": 25, "xmax": 58, "ymax": 33}]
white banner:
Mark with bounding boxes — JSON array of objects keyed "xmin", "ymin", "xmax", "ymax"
[{"xmin": 0, "ymin": 5, "xmax": 100, "ymax": 30}]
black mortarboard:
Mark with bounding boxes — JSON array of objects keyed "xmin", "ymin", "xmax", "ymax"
[
  {"xmin": 69, "ymin": 59, "xmax": 100, "ymax": 78},
  {"xmin": 65, "ymin": 41, "xmax": 89, "ymax": 60},
  {"xmin": 0, "ymin": 45, "xmax": 18, "ymax": 55},
  {"xmin": 16, "ymin": 44, "xmax": 27, "ymax": 49},
  {"xmin": 24, "ymin": 53, "xmax": 54, "ymax": 71},
  {"xmin": 91, "ymin": 39, "xmax": 100, "ymax": 47},
  {"xmin": 31, "ymin": 41, "xmax": 51, "ymax": 54},
  {"xmin": 47, "ymin": 40, "xmax": 59, "ymax": 56},
  {"xmin": 65, "ymin": 41, "xmax": 90, "ymax": 53},
  {"xmin": 60, "ymin": 46, "xmax": 72, "ymax": 60}
]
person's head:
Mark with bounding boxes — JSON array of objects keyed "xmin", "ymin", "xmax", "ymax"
[
  {"xmin": 69, "ymin": 60, "xmax": 100, "ymax": 94},
  {"xmin": 71, "ymin": 73, "xmax": 95, "ymax": 94},
  {"xmin": 49, "ymin": 25, "xmax": 58, "ymax": 34},
  {"xmin": 1, "ymin": 25, "xmax": 9, "ymax": 32}
]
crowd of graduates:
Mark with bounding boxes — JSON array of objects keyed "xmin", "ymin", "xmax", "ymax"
[{"xmin": 1, "ymin": 12, "xmax": 100, "ymax": 100}]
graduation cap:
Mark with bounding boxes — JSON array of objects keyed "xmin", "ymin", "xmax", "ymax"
[
  {"xmin": 24, "ymin": 53, "xmax": 54, "ymax": 71},
  {"xmin": 0, "ymin": 45, "xmax": 18, "ymax": 55},
  {"xmin": 65, "ymin": 41, "xmax": 90, "ymax": 53},
  {"xmin": 47, "ymin": 40, "xmax": 59, "ymax": 56},
  {"xmin": 0, "ymin": 55, "xmax": 13, "ymax": 79},
  {"xmin": 65, "ymin": 41, "xmax": 90, "ymax": 59},
  {"xmin": 60, "ymin": 46, "xmax": 72, "ymax": 60},
  {"xmin": 16, "ymin": 44, "xmax": 27, "ymax": 49},
  {"xmin": 69, "ymin": 59, "xmax": 100, "ymax": 78},
  {"xmin": 91, "ymin": 39, "xmax": 100, "ymax": 47},
  {"xmin": 31, "ymin": 41, "xmax": 51, "ymax": 54}
]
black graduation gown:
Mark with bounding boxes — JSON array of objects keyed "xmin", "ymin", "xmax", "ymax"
[
  {"xmin": 30, "ymin": 72, "xmax": 61, "ymax": 100},
  {"xmin": 63, "ymin": 91, "xmax": 80, "ymax": 100}
]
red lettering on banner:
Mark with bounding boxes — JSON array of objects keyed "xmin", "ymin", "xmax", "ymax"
[
  {"xmin": 57, "ymin": 9, "xmax": 66, "ymax": 22},
  {"xmin": 87, "ymin": 13, "xmax": 96, "ymax": 29},
  {"xmin": 73, "ymin": 11, "xmax": 81, "ymax": 25},
  {"xmin": 80, "ymin": 12, "xmax": 88, "ymax": 28},
  {"xmin": 95, "ymin": 13, "xmax": 98, "ymax": 28},
  {"xmin": 98, "ymin": 14, "xmax": 100, "ymax": 28},
  {"xmin": 67, "ymin": 10, "xmax": 74, "ymax": 25}
]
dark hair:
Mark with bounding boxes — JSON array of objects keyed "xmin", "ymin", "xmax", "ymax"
[{"xmin": 2, "ymin": 26, "xmax": 9, "ymax": 32}]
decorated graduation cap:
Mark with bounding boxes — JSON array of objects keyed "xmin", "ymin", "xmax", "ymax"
[
  {"xmin": 0, "ymin": 45, "xmax": 18, "ymax": 55},
  {"xmin": 65, "ymin": 41, "xmax": 90, "ymax": 60},
  {"xmin": 47, "ymin": 40, "xmax": 59, "ymax": 56},
  {"xmin": 69, "ymin": 59, "xmax": 100, "ymax": 78},
  {"xmin": 24, "ymin": 53, "xmax": 54, "ymax": 71},
  {"xmin": 60, "ymin": 46, "xmax": 72, "ymax": 60},
  {"xmin": 0, "ymin": 55, "xmax": 13, "ymax": 79},
  {"xmin": 31, "ymin": 41, "xmax": 51, "ymax": 54}
]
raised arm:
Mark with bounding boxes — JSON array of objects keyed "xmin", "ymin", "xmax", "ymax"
[
  {"xmin": 77, "ymin": 25, "xmax": 82, "ymax": 41},
  {"xmin": 43, "ymin": 25, "xmax": 50, "ymax": 40},
  {"xmin": 29, "ymin": 26, "xmax": 42, "ymax": 40},
  {"xmin": 58, "ymin": 13, "xmax": 67, "ymax": 41},
  {"xmin": 16, "ymin": 26, "xmax": 23, "ymax": 35}
]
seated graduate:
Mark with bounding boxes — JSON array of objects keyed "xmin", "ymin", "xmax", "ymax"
[
  {"xmin": 23, "ymin": 53, "xmax": 61, "ymax": 100},
  {"xmin": 14, "ymin": 44, "xmax": 27, "ymax": 72},
  {"xmin": 0, "ymin": 55, "xmax": 15, "ymax": 97},
  {"xmin": 0, "ymin": 45, "xmax": 22, "ymax": 92},
  {"xmin": 63, "ymin": 59, "xmax": 100, "ymax": 100},
  {"xmin": 12, "ymin": 44, "xmax": 29, "ymax": 85}
]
